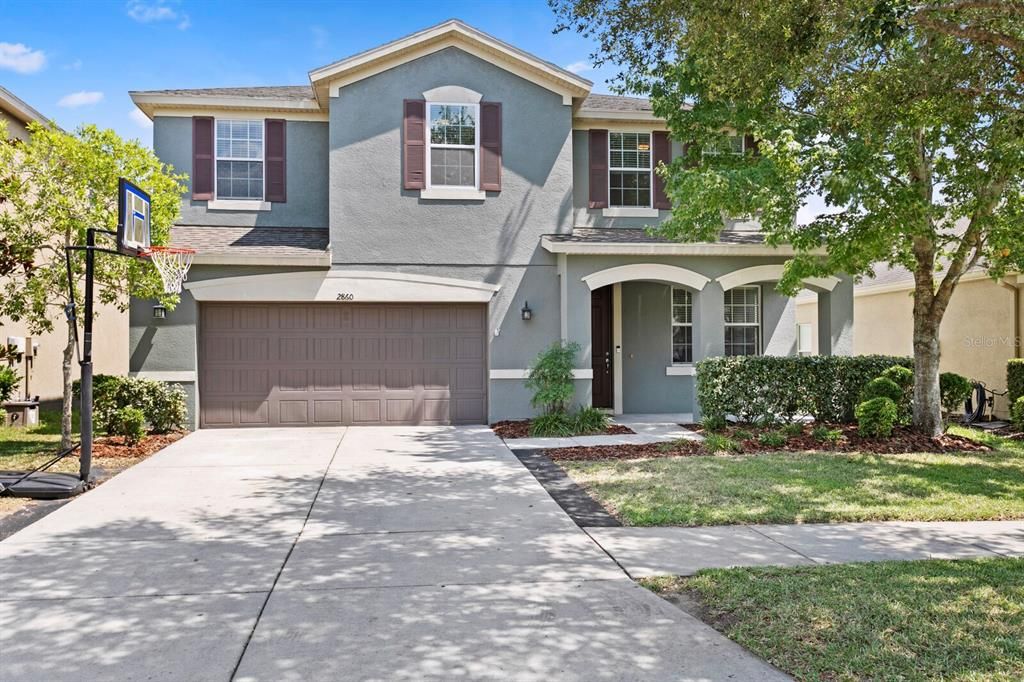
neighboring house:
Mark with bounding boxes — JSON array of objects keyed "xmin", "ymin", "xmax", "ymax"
[
  {"xmin": 0, "ymin": 86, "xmax": 128, "ymax": 406},
  {"xmin": 797, "ymin": 265, "xmax": 1023, "ymax": 418},
  {"xmin": 128, "ymin": 20, "xmax": 854, "ymax": 429}
]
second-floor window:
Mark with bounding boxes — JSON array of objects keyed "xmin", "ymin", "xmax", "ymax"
[
  {"xmin": 609, "ymin": 132, "xmax": 652, "ymax": 208},
  {"xmin": 216, "ymin": 119, "xmax": 263, "ymax": 200},
  {"xmin": 428, "ymin": 103, "xmax": 478, "ymax": 188},
  {"xmin": 703, "ymin": 134, "xmax": 745, "ymax": 159}
]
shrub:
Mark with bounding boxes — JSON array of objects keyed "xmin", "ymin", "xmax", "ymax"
[
  {"xmin": 1008, "ymin": 360, "xmax": 1024, "ymax": 405},
  {"xmin": 109, "ymin": 406, "xmax": 146, "ymax": 445},
  {"xmin": 939, "ymin": 372, "xmax": 973, "ymax": 415},
  {"xmin": 881, "ymin": 365, "xmax": 914, "ymax": 393},
  {"xmin": 525, "ymin": 342, "xmax": 579, "ymax": 415},
  {"xmin": 757, "ymin": 430, "xmax": 788, "ymax": 448},
  {"xmin": 703, "ymin": 433, "xmax": 740, "ymax": 454},
  {"xmin": 862, "ymin": 377, "xmax": 904, "ymax": 404},
  {"xmin": 855, "ymin": 397, "xmax": 899, "ymax": 438},
  {"xmin": 811, "ymin": 425, "xmax": 842, "ymax": 444},
  {"xmin": 0, "ymin": 365, "xmax": 19, "ymax": 402},
  {"xmin": 1012, "ymin": 397, "xmax": 1024, "ymax": 430},
  {"xmin": 573, "ymin": 406, "xmax": 610, "ymax": 434},
  {"xmin": 696, "ymin": 355, "xmax": 913, "ymax": 424},
  {"xmin": 530, "ymin": 412, "xmax": 574, "ymax": 437},
  {"xmin": 732, "ymin": 428, "xmax": 754, "ymax": 441},
  {"xmin": 781, "ymin": 422, "xmax": 804, "ymax": 438},
  {"xmin": 701, "ymin": 414, "xmax": 727, "ymax": 432},
  {"xmin": 74, "ymin": 374, "xmax": 187, "ymax": 434}
]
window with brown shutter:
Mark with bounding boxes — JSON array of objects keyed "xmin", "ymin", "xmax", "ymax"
[
  {"xmin": 403, "ymin": 99, "xmax": 426, "ymax": 190},
  {"xmin": 479, "ymin": 102, "xmax": 501, "ymax": 192},
  {"xmin": 588, "ymin": 129, "xmax": 608, "ymax": 208},
  {"xmin": 265, "ymin": 119, "xmax": 286, "ymax": 203},
  {"xmin": 192, "ymin": 116, "xmax": 214, "ymax": 200},
  {"xmin": 653, "ymin": 130, "xmax": 671, "ymax": 210}
]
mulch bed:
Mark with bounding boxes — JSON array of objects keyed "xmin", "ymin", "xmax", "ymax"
[
  {"xmin": 547, "ymin": 423, "xmax": 990, "ymax": 462},
  {"xmin": 92, "ymin": 431, "xmax": 186, "ymax": 459},
  {"xmin": 491, "ymin": 419, "xmax": 634, "ymax": 439}
]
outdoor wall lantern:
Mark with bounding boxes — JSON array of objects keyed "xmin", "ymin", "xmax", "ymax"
[
  {"xmin": 521, "ymin": 301, "xmax": 533, "ymax": 321},
  {"xmin": 152, "ymin": 304, "xmax": 167, "ymax": 320}
]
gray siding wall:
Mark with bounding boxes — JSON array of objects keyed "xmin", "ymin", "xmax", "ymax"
[
  {"xmin": 620, "ymin": 281, "xmax": 693, "ymax": 413},
  {"xmin": 153, "ymin": 116, "xmax": 329, "ymax": 228}
]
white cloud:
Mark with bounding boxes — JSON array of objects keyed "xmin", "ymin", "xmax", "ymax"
[
  {"xmin": 311, "ymin": 26, "xmax": 328, "ymax": 50},
  {"xmin": 58, "ymin": 91, "xmax": 104, "ymax": 108},
  {"xmin": 130, "ymin": 108, "xmax": 153, "ymax": 128},
  {"xmin": 126, "ymin": 1, "xmax": 190, "ymax": 30},
  {"xmin": 0, "ymin": 42, "xmax": 47, "ymax": 74},
  {"xmin": 63, "ymin": 59, "xmax": 83, "ymax": 71},
  {"xmin": 564, "ymin": 61, "xmax": 591, "ymax": 74}
]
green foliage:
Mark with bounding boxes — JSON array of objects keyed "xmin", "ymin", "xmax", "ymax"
[
  {"xmin": 780, "ymin": 422, "xmax": 804, "ymax": 438},
  {"xmin": 573, "ymin": 406, "xmax": 610, "ymax": 435},
  {"xmin": 525, "ymin": 342, "xmax": 580, "ymax": 415},
  {"xmin": 0, "ymin": 365, "xmax": 19, "ymax": 403},
  {"xmin": 732, "ymin": 428, "xmax": 754, "ymax": 441},
  {"xmin": 758, "ymin": 431, "xmax": 788, "ymax": 448},
  {"xmin": 109, "ymin": 406, "xmax": 146, "ymax": 445},
  {"xmin": 1012, "ymin": 397, "xmax": 1024, "ymax": 430},
  {"xmin": 700, "ymin": 414, "xmax": 728, "ymax": 432},
  {"xmin": 862, "ymin": 377, "xmax": 904, "ymax": 405},
  {"xmin": 75, "ymin": 374, "xmax": 187, "ymax": 434},
  {"xmin": 696, "ymin": 355, "xmax": 913, "ymax": 424},
  {"xmin": 703, "ymin": 433, "xmax": 740, "ymax": 454},
  {"xmin": 939, "ymin": 372, "xmax": 973, "ymax": 415},
  {"xmin": 881, "ymin": 366, "xmax": 914, "ymax": 393},
  {"xmin": 1008, "ymin": 360, "xmax": 1024, "ymax": 405},
  {"xmin": 530, "ymin": 412, "xmax": 574, "ymax": 438},
  {"xmin": 855, "ymin": 397, "xmax": 899, "ymax": 438},
  {"xmin": 811, "ymin": 425, "xmax": 843, "ymax": 444}
]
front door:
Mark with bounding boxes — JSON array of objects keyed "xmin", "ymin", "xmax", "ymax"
[{"xmin": 591, "ymin": 286, "xmax": 613, "ymax": 409}]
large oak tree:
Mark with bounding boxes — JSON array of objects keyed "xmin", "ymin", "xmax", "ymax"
[{"xmin": 554, "ymin": 0, "xmax": 1024, "ymax": 435}]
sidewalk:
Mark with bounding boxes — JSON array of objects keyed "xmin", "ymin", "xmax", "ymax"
[
  {"xmin": 585, "ymin": 520, "xmax": 1024, "ymax": 577},
  {"xmin": 504, "ymin": 415, "xmax": 702, "ymax": 451}
]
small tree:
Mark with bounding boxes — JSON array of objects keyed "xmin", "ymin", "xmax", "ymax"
[
  {"xmin": 0, "ymin": 121, "xmax": 187, "ymax": 448},
  {"xmin": 525, "ymin": 341, "xmax": 580, "ymax": 414}
]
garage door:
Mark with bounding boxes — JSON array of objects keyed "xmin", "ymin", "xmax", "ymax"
[{"xmin": 198, "ymin": 302, "xmax": 487, "ymax": 427}]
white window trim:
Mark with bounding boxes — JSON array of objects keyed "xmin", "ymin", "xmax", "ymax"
[
  {"xmin": 671, "ymin": 286, "xmax": 694, "ymax": 366},
  {"xmin": 214, "ymin": 117, "xmax": 265, "ymax": 202},
  {"xmin": 724, "ymin": 284, "xmax": 762, "ymax": 357},
  {"xmin": 424, "ymin": 101, "xmax": 480, "ymax": 192},
  {"xmin": 602, "ymin": 207, "xmax": 659, "ymax": 218},
  {"xmin": 608, "ymin": 131, "xmax": 653, "ymax": 209},
  {"xmin": 702, "ymin": 134, "xmax": 746, "ymax": 160}
]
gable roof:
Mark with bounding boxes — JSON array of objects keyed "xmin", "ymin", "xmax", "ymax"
[
  {"xmin": 308, "ymin": 19, "xmax": 592, "ymax": 105},
  {"xmin": 0, "ymin": 86, "xmax": 50, "ymax": 128}
]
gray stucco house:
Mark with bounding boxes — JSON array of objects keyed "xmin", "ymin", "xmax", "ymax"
[{"xmin": 128, "ymin": 19, "xmax": 853, "ymax": 429}]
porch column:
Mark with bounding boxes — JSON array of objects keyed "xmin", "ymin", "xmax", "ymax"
[
  {"xmin": 817, "ymin": 275, "xmax": 854, "ymax": 356},
  {"xmin": 692, "ymin": 281, "xmax": 724, "ymax": 421}
]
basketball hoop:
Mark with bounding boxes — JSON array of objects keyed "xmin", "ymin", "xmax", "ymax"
[{"xmin": 141, "ymin": 246, "xmax": 195, "ymax": 294}]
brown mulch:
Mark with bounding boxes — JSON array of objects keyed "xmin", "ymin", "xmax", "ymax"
[
  {"xmin": 490, "ymin": 419, "xmax": 634, "ymax": 439},
  {"xmin": 547, "ymin": 423, "xmax": 991, "ymax": 462},
  {"xmin": 92, "ymin": 431, "xmax": 186, "ymax": 459}
]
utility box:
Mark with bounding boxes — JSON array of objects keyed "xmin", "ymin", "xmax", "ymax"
[{"xmin": 3, "ymin": 400, "xmax": 39, "ymax": 428}]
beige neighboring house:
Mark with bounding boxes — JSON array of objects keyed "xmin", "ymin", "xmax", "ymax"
[
  {"xmin": 797, "ymin": 265, "xmax": 1024, "ymax": 418},
  {"xmin": 0, "ymin": 86, "xmax": 127, "ymax": 407}
]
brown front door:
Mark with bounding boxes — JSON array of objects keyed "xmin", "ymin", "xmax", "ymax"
[{"xmin": 591, "ymin": 286, "xmax": 613, "ymax": 409}]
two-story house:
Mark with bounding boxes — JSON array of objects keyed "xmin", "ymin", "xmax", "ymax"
[{"xmin": 128, "ymin": 20, "xmax": 854, "ymax": 429}]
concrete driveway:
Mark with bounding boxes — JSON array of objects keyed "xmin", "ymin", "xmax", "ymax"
[{"xmin": 0, "ymin": 426, "xmax": 785, "ymax": 681}]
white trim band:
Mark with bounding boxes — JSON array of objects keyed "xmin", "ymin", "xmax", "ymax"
[
  {"xmin": 542, "ymin": 236, "xmax": 826, "ymax": 257},
  {"xmin": 665, "ymin": 365, "xmax": 696, "ymax": 376},
  {"xmin": 130, "ymin": 371, "xmax": 196, "ymax": 382},
  {"xmin": 490, "ymin": 369, "xmax": 594, "ymax": 380},
  {"xmin": 206, "ymin": 199, "xmax": 272, "ymax": 212},
  {"xmin": 419, "ymin": 188, "xmax": 487, "ymax": 201},
  {"xmin": 717, "ymin": 264, "xmax": 840, "ymax": 292},
  {"xmin": 582, "ymin": 264, "xmax": 711, "ymax": 291},
  {"xmin": 602, "ymin": 207, "xmax": 660, "ymax": 218}
]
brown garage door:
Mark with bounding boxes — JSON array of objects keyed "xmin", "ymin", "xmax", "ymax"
[{"xmin": 198, "ymin": 302, "xmax": 487, "ymax": 428}]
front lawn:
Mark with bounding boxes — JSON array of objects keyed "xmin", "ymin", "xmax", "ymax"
[
  {"xmin": 644, "ymin": 558, "xmax": 1024, "ymax": 681},
  {"xmin": 561, "ymin": 428, "xmax": 1024, "ymax": 526}
]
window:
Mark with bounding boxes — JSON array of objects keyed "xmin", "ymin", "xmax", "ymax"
[
  {"xmin": 216, "ymin": 120, "xmax": 263, "ymax": 200},
  {"xmin": 703, "ymin": 134, "xmax": 745, "ymax": 159},
  {"xmin": 798, "ymin": 323, "xmax": 813, "ymax": 355},
  {"xmin": 724, "ymin": 286, "xmax": 761, "ymax": 356},
  {"xmin": 428, "ymin": 103, "xmax": 478, "ymax": 188},
  {"xmin": 671, "ymin": 288, "xmax": 693, "ymax": 364},
  {"xmin": 609, "ymin": 132, "xmax": 652, "ymax": 207}
]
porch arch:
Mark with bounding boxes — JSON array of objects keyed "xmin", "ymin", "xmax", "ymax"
[
  {"xmin": 716, "ymin": 264, "xmax": 840, "ymax": 292},
  {"xmin": 581, "ymin": 263, "xmax": 710, "ymax": 291}
]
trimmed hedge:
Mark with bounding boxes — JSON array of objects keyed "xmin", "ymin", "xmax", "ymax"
[
  {"xmin": 696, "ymin": 355, "xmax": 914, "ymax": 424},
  {"xmin": 1009, "ymin": 359, "xmax": 1024, "ymax": 405},
  {"xmin": 1013, "ymin": 397, "xmax": 1024, "ymax": 430}
]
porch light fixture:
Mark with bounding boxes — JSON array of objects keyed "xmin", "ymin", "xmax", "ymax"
[
  {"xmin": 521, "ymin": 301, "xmax": 533, "ymax": 321},
  {"xmin": 152, "ymin": 304, "xmax": 167, "ymax": 320}
]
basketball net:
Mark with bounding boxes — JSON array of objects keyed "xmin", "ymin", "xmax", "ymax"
[{"xmin": 143, "ymin": 246, "xmax": 195, "ymax": 294}]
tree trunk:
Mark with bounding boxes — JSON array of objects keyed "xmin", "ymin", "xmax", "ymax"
[
  {"xmin": 61, "ymin": 317, "xmax": 76, "ymax": 450},
  {"xmin": 912, "ymin": 314, "xmax": 943, "ymax": 437}
]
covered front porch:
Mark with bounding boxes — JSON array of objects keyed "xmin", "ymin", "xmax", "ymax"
[{"xmin": 544, "ymin": 229, "xmax": 854, "ymax": 419}]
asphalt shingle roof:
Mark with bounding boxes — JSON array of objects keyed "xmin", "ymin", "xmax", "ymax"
[
  {"xmin": 170, "ymin": 225, "xmax": 329, "ymax": 256},
  {"xmin": 132, "ymin": 86, "xmax": 316, "ymax": 101},
  {"xmin": 547, "ymin": 227, "xmax": 766, "ymax": 245},
  {"xmin": 579, "ymin": 94, "xmax": 653, "ymax": 113}
]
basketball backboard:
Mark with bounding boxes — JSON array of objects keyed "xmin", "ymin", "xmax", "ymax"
[{"xmin": 117, "ymin": 177, "xmax": 151, "ymax": 256}]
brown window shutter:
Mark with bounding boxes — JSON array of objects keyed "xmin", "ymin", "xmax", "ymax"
[
  {"xmin": 479, "ymin": 102, "xmax": 502, "ymax": 192},
  {"xmin": 192, "ymin": 116, "xmax": 214, "ymax": 200},
  {"xmin": 652, "ymin": 130, "xmax": 671, "ymax": 210},
  {"xmin": 403, "ymin": 99, "xmax": 426, "ymax": 190},
  {"xmin": 588, "ymin": 129, "xmax": 608, "ymax": 209},
  {"xmin": 265, "ymin": 119, "xmax": 286, "ymax": 203},
  {"xmin": 682, "ymin": 141, "xmax": 699, "ymax": 168},
  {"xmin": 744, "ymin": 133, "xmax": 760, "ymax": 156}
]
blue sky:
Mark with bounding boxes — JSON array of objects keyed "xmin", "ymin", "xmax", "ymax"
[{"xmin": 1, "ymin": 0, "xmax": 615, "ymax": 144}]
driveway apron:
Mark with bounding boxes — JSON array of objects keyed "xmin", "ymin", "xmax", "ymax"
[{"xmin": 1, "ymin": 426, "xmax": 787, "ymax": 681}]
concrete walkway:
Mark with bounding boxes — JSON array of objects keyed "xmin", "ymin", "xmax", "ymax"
[
  {"xmin": 505, "ymin": 415, "xmax": 701, "ymax": 451},
  {"xmin": 586, "ymin": 520, "xmax": 1024, "ymax": 577},
  {"xmin": 0, "ymin": 426, "xmax": 785, "ymax": 681}
]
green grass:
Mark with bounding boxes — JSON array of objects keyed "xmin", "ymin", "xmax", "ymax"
[
  {"xmin": 643, "ymin": 558, "xmax": 1024, "ymax": 681},
  {"xmin": 0, "ymin": 409, "xmax": 80, "ymax": 472},
  {"xmin": 561, "ymin": 427, "xmax": 1024, "ymax": 526}
]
